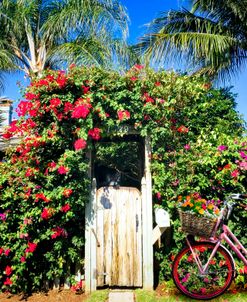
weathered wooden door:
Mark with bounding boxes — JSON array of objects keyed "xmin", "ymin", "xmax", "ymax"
[{"xmin": 96, "ymin": 186, "xmax": 142, "ymax": 287}]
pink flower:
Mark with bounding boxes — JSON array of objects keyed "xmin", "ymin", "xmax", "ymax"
[
  {"xmin": 88, "ymin": 128, "xmax": 101, "ymax": 140},
  {"xmin": 184, "ymin": 144, "xmax": 191, "ymax": 150},
  {"xmin": 239, "ymin": 151, "xmax": 247, "ymax": 159},
  {"xmin": 0, "ymin": 213, "xmax": 6, "ymax": 221},
  {"xmin": 231, "ymin": 169, "xmax": 240, "ymax": 178},
  {"xmin": 201, "ymin": 288, "xmax": 207, "ymax": 294},
  {"xmin": 156, "ymin": 192, "xmax": 162, "ymax": 200},
  {"xmin": 217, "ymin": 145, "xmax": 227, "ymax": 151},
  {"xmin": 58, "ymin": 166, "xmax": 69, "ymax": 175},
  {"xmin": 71, "ymin": 105, "xmax": 90, "ymax": 119},
  {"xmin": 239, "ymin": 161, "xmax": 247, "ymax": 170},
  {"xmin": 181, "ymin": 273, "xmax": 190, "ymax": 283},
  {"xmin": 74, "ymin": 138, "xmax": 87, "ymax": 150}
]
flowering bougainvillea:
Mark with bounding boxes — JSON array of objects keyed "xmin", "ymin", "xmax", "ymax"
[{"xmin": 0, "ymin": 65, "xmax": 247, "ymax": 292}]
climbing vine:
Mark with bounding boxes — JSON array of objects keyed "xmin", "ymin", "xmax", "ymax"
[{"xmin": 0, "ymin": 65, "xmax": 246, "ymax": 292}]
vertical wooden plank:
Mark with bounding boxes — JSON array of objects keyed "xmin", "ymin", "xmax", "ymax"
[
  {"xmin": 134, "ymin": 188, "xmax": 143, "ymax": 287},
  {"xmin": 142, "ymin": 136, "xmax": 154, "ymax": 290},
  {"xmin": 118, "ymin": 188, "xmax": 129, "ymax": 286},
  {"xmin": 96, "ymin": 188, "xmax": 104, "ymax": 286},
  {"xmin": 103, "ymin": 187, "xmax": 113, "ymax": 286}
]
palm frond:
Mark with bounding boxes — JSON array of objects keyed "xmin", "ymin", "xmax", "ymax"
[{"xmin": 138, "ymin": 7, "xmax": 247, "ymax": 81}]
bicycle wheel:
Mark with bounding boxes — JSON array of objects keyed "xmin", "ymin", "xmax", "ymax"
[{"xmin": 172, "ymin": 242, "xmax": 235, "ymax": 300}]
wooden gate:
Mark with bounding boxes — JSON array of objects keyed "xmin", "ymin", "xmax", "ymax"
[
  {"xmin": 96, "ymin": 186, "xmax": 142, "ymax": 287},
  {"xmin": 85, "ymin": 136, "xmax": 153, "ymax": 292}
]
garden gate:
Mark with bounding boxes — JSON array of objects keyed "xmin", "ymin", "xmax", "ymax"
[{"xmin": 85, "ymin": 134, "xmax": 153, "ymax": 292}]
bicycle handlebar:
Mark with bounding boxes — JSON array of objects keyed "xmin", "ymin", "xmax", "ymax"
[{"xmin": 228, "ymin": 193, "xmax": 247, "ymax": 200}]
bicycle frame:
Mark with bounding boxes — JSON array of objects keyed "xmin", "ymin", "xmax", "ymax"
[{"xmin": 186, "ymin": 224, "xmax": 247, "ymax": 274}]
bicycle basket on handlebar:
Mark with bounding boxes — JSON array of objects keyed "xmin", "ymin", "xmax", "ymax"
[{"xmin": 178, "ymin": 210, "xmax": 218, "ymax": 238}]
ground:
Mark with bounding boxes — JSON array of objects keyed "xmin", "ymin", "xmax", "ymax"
[{"xmin": 0, "ymin": 290, "xmax": 87, "ymax": 302}]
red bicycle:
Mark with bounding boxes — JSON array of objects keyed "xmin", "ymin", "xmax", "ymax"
[{"xmin": 172, "ymin": 193, "xmax": 247, "ymax": 300}]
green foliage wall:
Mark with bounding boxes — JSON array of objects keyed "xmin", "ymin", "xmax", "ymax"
[{"xmin": 0, "ymin": 65, "xmax": 246, "ymax": 292}]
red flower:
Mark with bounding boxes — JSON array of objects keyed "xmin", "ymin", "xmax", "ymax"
[
  {"xmin": 56, "ymin": 74, "xmax": 67, "ymax": 88},
  {"xmin": 143, "ymin": 93, "xmax": 155, "ymax": 104},
  {"xmin": 155, "ymin": 82, "xmax": 161, "ymax": 86},
  {"xmin": 2, "ymin": 132, "xmax": 12, "ymax": 139},
  {"xmin": 156, "ymin": 192, "xmax": 162, "ymax": 200},
  {"xmin": 48, "ymin": 161, "xmax": 56, "ymax": 169},
  {"xmin": 74, "ymin": 138, "xmax": 87, "ymax": 151},
  {"xmin": 4, "ymin": 277, "xmax": 13, "ymax": 286},
  {"xmin": 50, "ymin": 98, "xmax": 61, "ymax": 107},
  {"xmin": 35, "ymin": 193, "xmax": 50, "ymax": 203},
  {"xmin": 16, "ymin": 100, "xmax": 33, "ymax": 116},
  {"xmin": 130, "ymin": 76, "xmax": 138, "ymax": 81},
  {"xmin": 64, "ymin": 102, "xmax": 74, "ymax": 113},
  {"xmin": 133, "ymin": 64, "xmax": 144, "ymax": 70},
  {"xmin": 177, "ymin": 125, "xmax": 189, "ymax": 133},
  {"xmin": 5, "ymin": 266, "xmax": 13, "ymax": 276},
  {"xmin": 25, "ymin": 92, "xmax": 39, "ymax": 100},
  {"xmin": 51, "ymin": 227, "xmax": 67, "ymax": 239},
  {"xmin": 4, "ymin": 249, "xmax": 11, "ymax": 256},
  {"xmin": 20, "ymin": 256, "xmax": 26, "ymax": 263},
  {"xmin": 25, "ymin": 168, "xmax": 34, "ymax": 177},
  {"xmin": 0, "ymin": 247, "xmax": 4, "ymax": 255},
  {"xmin": 223, "ymin": 163, "xmax": 231, "ymax": 170},
  {"xmin": 71, "ymin": 105, "xmax": 90, "ymax": 119},
  {"xmin": 63, "ymin": 188, "xmax": 73, "ymax": 197},
  {"xmin": 231, "ymin": 169, "xmax": 240, "ymax": 178},
  {"xmin": 82, "ymin": 85, "xmax": 90, "ymax": 94},
  {"xmin": 58, "ymin": 166, "xmax": 69, "ymax": 175},
  {"xmin": 25, "ymin": 242, "xmax": 37, "ymax": 253},
  {"xmin": 88, "ymin": 128, "xmax": 101, "ymax": 140},
  {"xmin": 41, "ymin": 208, "xmax": 54, "ymax": 220},
  {"xmin": 117, "ymin": 110, "xmax": 130, "ymax": 121},
  {"xmin": 61, "ymin": 204, "xmax": 71, "ymax": 213}
]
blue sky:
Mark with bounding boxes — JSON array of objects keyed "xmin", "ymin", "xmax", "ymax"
[{"xmin": 3, "ymin": 0, "xmax": 247, "ymax": 121}]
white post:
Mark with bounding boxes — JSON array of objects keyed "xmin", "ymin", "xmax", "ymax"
[
  {"xmin": 85, "ymin": 178, "xmax": 97, "ymax": 292},
  {"xmin": 142, "ymin": 136, "xmax": 153, "ymax": 290}
]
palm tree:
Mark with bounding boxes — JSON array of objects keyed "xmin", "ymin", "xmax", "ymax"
[
  {"xmin": 138, "ymin": 0, "xmax": 247, "ymax": 80},
  {"xmin": 0, "ymin": 0, "xmax": 129, "ymax": 78}
]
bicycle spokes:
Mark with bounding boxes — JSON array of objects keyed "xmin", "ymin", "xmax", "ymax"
[{"xmin": 172, "ymin": 243, "xmax": 234, "ymax": 300}]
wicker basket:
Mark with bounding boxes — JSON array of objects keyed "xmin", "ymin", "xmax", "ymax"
[{"xmin": 178, "ymin": 210, "xmax": 217, "ymax": 238}]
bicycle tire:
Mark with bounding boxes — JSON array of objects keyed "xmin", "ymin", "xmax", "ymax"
[{"xmin": 172, "ymin": 242, "xmax": 235, "ymax": 300}]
